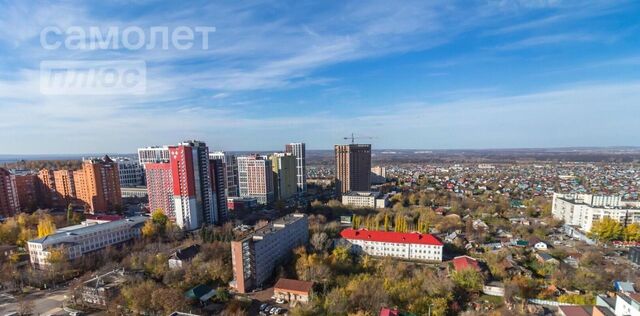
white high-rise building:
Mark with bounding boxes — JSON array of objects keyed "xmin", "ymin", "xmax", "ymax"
[
  {"xmin": 209, "ymin": 151, "xmax": 239, "ymax": 197},
  {"xmin": 137, "ymin": 146, "xmax": 170, "ymax": 166},
  {"xmin": 285, "ymin": 143, "xmax": 306, "ymax": 194},
  {"xmin": 113, "ymin": 157, "xmax": 145, "ymax": 187},
  {"xmin": 552, "ymin": 193, "xmax": 640, "ymax": 232},
  {"xmin": 237, "ymin": 155, "xmax": 274, "ymax": 205}
]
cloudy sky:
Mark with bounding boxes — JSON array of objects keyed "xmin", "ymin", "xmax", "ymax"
[{"xmin": 1, "ymin": 0, "xmax": 640, "ymax": 154}]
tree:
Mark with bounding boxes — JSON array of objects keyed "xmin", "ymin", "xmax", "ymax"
[
  {"xmin": 66, "ymin": 204, "xmax": 73, "ymax": 224},
  {"xmin": 558, "ymin": 294, "xmax": 595, "ymax": 305},
  {"xmin": 151, "ymin": 209, "xmax": 169, "ymax": 226},
  {"xmin": 590, "ymin": 217, "xmax": 623, "ymax": 241},
  {"xmin": 37, "ymin": 216, "xmax": 56, "ymax": 238},
  {"xmin": 324, "ymin": 287, "xmax": 349, "ymax": 314},
  {"xmin": 141, "ymin": 220, "xmax": 158, "ymax": 239},
  {"xmin": 624, "ymin": 223, "xmax": 640, "ymax": 242},
  {"xmin": 151, "ymin": 287, "xmax": 188, "ymax": 314},
  {"xmin": 451, "ymin": 268, "xmax": 484, "ymax": 292},
  {"xmin": 310, "ymin": 232, "xmax": 329, "ymax": 253},
  {"xmin": 383, "ymin": 213, "xmax": 389, "ymax": 231},
  {"xmin": 16, "ymin": 296, "xmax": 34, "ymax": 316}
]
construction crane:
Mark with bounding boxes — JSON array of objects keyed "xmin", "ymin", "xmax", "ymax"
[{"xmin": 343, "ymin": 133, "xmax": 375, "ymax": 144}]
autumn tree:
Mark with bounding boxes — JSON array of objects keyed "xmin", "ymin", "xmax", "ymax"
[
  {"xmin": 141, "ymin": 220, "xmax": 158, "ymax": 239},
  {"xmin": 590, "ymin": 217, "xmax": 623, "ymax": 241},
  {"xmin": 451, "ymin": 268, "xmax": 484, "ymax": 292},
  {"xmin": 624, "ymin": 223, "xmax": 640, "ymax": 242},
  {"xmin": 37, "ymin": 216, "xmax": 56, "ymax": 238}
]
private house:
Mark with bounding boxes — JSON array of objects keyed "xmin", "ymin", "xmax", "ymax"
[
  {"xmin": 529, "ymin": 237, "xmax": 549, "ymax": 251},
  {"xmin": 451, "ymin": 255, "xmax": 481, "ymax": 273},
  {"xmin": 535, "ymin": 252, "xmax": 559, "ymax": 265},
  {"xmin": 80, "ymin": 269, "xmax": 127, "ymax": 307},
  {"xmin": 273, "ymin": 278, "xmax": 313, "ymax": 304},
  {"xmin": 185, "ymin": 284, "xmax": 216, "ymax": 304},
  {"xmin": 614, "ymin": 281, "xmax": 636, "ymax": 294},
  {"xmin": 558, "ymin": 305, "xmax": 615, "ymax": 316},
  {"xmin": 482, "ymin": 281, "xmax": 505, "ymax": 297},
  {"xmin": 168, "ymin": 244, "xmax": 200, "ymax": 269},
  {"xmin": 0, "ymin": 245, "xmax": 17, "ymax": 261},
  {"xmin": 563, "ymin": 253, "xmax": 582, "ymax": 268},
  {"xmin": 615, "ymin": 293, "xmax": 640, "ymax": 316}
]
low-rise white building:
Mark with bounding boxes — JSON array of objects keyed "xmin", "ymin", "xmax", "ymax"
[
  {"xmin": 615, "ymin": 293, "xmax": 640, "ymax": 316},
  {"xmin": 342, "ymin": 191, "xmax": 388, "ymax": 209},
  {"xmin": 27, "ymin": 216, "xmax": 147, "ymax": 268},
  {"xmin": 552, "ymin": 193, "xmax": 640, "ymax": 232},
  {"xmin": 340, "ymin": 228, "xmax": 443, "ymax": 262}
]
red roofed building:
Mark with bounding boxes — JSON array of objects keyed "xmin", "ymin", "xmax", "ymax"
[
  {"xmin": 273, "ymin": 278, "xmax": 313, "ymax": 304},
  {"xmin": 451, "ymin": 255, "xmax": 481, "ymax": 272},
  {"xmin": 379, "ymin": 308, "xmax": 400, "ymax": 316},
  {"xmin": 340, "ymin": 228, "xmax": 443, "ymax": 262}
]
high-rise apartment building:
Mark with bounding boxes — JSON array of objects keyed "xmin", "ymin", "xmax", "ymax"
[
  {"xmin": 285, "ymin": 143, "xmax": 306, "ymax": 194},
  {"xmin": 168, "ymin": 141, "xmax": 217, "ymax": 229},
  {"xmin": 37, "ymin": 169, "xmax": 59, "ymax": 207},
  {"xmin": 53, "ymin": 169, "xmax": 77, "ymax": 202},
  {"xmin": 13, "ymin": 171, "xmax": 39, "ymax": 211},
  {"xmin": 142, "ymin": 140, "xmax": 221, "ymax": 230},
  {"xmin": 237, "ymin": 155, "xmax": 274, "ymax": 205},
  {"xmin": 231, "ymin": 213, "xmax": 308, "ymax": 293},
  {"xmin": 270, "ymin": 153, "xmax": 297, "ymax": 201},
  {"xmin": 75, "ymin": 156, "xmax": 122, "ymax": 213},
  {"xmin": 209, "ymin": 151, "xmax": 239, "ymax": 197},
  {"xmin": 0, "ymin": 167, "xmax": 20, "ymax": 217},
  {"xmin": 137, "ymin": 146, "xmax": 170, "ymax": 166},
  {"xmin": 209, "ymin": 158, "xmax": 228, "ymax": 222},
  {"xmin": 114, "ymin": 157, "xmax": 145, "ymax": 187},
  {"xmin": 371, "ymin": 166, "xmax": 387, "ymax": 184},
  {"xmin": 145, "ymin": 163, "xmax": 175, "ymax": 219},
  {"xmin": 334, "ymin": 144, "xmax": 372, "ymax": 195}
]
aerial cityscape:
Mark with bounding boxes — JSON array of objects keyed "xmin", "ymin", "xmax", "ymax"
[{"xmin": 1, "ymin": 1, "xmax": 640, "ymax": 316}]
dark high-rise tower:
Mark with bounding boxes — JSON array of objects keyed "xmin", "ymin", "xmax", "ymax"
[
  {"xmin": 285, "ymin": 143, "xmax": 306, "ymax": 194},
  {"xmin": 334, "ymin": 144, "xmax": 371, "ymax": 195}
]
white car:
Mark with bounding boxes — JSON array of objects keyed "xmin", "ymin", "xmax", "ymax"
[{"xmin": 275, "ymin": 298, "xmax": 285, "ymax": 304}]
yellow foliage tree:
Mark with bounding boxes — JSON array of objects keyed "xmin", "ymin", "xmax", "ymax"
[
  {"xmin": 141, "ymin": 220, "xmax": 158, "ymax": 238},
  {"xmin": 590, "ymin": 217, "xmax": 623, "ymax": 241},
  {"xmin": 37, "ymin": 217, "xmax": 56, "ymax": 238},
  {"xmin": 624, "ymin": 223, "xmax": 640, "ymax": 242}
]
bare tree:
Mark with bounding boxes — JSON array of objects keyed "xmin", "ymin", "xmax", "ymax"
[{"xmin": 310, "ymin": 232, "xmax": 328, "ymax": 253}]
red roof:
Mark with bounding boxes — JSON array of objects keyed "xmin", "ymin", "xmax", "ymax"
[
  {"xmin": 379, "ymin": 308, "xmax": 399, "ymax": 316},
  {"xmin": 274, "ymin": 278, "xmax": 313, "ymax": 295},
  {"xmin": 340, "ymin": 229, "xmax": 443, "ymax": 246},
  {"xmin": 452, "ymin": 255, "xmax": 481, "ymax": 272}
]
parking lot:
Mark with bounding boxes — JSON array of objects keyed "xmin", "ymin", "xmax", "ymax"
[{"xmin": 247, "ymin": 287, "xmax": 289, "ymax": 315}]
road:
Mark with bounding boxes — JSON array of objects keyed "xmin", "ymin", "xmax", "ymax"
[{"xmin": 0, "ymin": 288, "xmax": 69, "ymax": 316}]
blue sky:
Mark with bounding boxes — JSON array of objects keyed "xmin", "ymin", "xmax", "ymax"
[{"xmin": 1, "ymin": 0, "xmax": 640, "ymax": 154}]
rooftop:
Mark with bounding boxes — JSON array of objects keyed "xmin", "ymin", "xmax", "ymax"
[
  {"xmin": 274, "ymin": 278, "xmax": 313, "ymax": 294},
  {"xmin": 236, "ymin": 213, "xmax": 306, "ymax": 241},
  {"xmin": 452, "ymin": 255, "xmax": 481, "ymax": 272},
  {"xmin": 340, "ymin": 229, "xmax": 443, "ymax": 246},
  {"xmin": 28, "ymin": 216, "xmax": 148, "ymax": 247}
]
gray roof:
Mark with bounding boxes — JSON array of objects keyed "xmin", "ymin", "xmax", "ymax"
[{"xmin": 28, "ymin": 216, "xmax": 148, "ymax": 247}]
